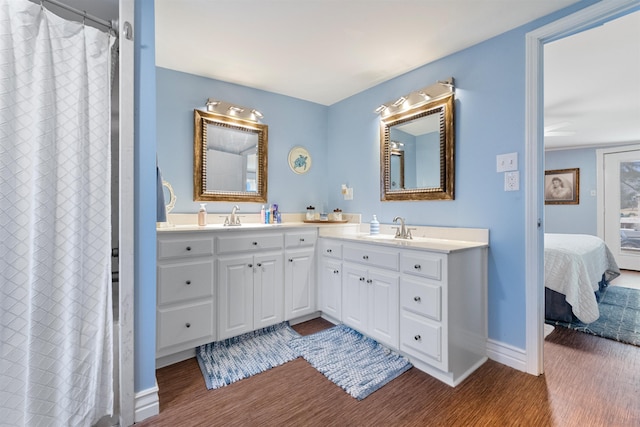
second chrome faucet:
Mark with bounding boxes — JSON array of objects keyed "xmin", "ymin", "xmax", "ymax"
[{"xmin": 393, "ymin": 216, "xmax": 413, "ymax": 239}]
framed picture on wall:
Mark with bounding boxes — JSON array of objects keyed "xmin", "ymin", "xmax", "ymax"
[{"xmin": 544, "ymin": 168, "xmax": 579, "ymax": 205}]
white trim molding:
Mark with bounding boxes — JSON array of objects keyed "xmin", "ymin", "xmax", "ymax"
[
  {"xmin": 486, "ymin": 339, "xmax": 527, "ymax": 373},
  {"xmin": 134, "ymin": 380, "xmax": 160, "ymax": 423},
  {"xmin": 524, "ymin": 0, "xmax": 640, "ymax": 376}
]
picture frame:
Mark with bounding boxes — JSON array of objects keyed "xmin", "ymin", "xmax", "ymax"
[
  {"xmin": 544, "ymin": 168, "xmax": 579, "ymax": 205},
  {"xmin": 288, "ymin": 146, "xmax": 312, "ymax": 174}
]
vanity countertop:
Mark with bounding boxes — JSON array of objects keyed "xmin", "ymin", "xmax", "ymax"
[
  {"xmin": 157, "ymin": 221, "xmax": 357, "ymax": 233},
  {"xmin": 319, "ymin": 231, "xmax": 489, "ymax": 254}
]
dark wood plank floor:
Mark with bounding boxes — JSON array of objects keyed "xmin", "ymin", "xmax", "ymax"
[{"xmin": 136, "ymin": 318, "xmax": 640, "ymax": 426}]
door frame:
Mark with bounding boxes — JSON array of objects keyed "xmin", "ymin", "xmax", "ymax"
[{"xmin": 524, "ymin": 0, "xmax": 640, "ymax": 375}]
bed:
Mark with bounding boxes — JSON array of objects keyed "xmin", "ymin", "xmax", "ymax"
[{"xmin": 544, "ymin": 233, "xmax": 621, "ymax": 324}]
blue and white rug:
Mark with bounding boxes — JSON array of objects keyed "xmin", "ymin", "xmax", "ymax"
[
  {"xmin": 288, "ymin": 324, "xmax": 412, "ymax": 400},
  {"xmin": 196, "ymin": 322, "xmax": 300, "ymax": 390}
]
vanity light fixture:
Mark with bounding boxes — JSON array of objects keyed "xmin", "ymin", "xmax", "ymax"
[
  {"xmin": 375, "ymin": 77, "xmax": 455, "ymax": 117},
  {"xmin": 228, "ymin": 106, "xmax": 245, "ymax": 114},
  {"xmin": 251, "ymin": 109, "xmax": 264, "ymax": 119},
  {"xmin": 202, "ymin": 99, "xmax": 264, "ymax": 122},
  {"xmin": 206, "ymin": 98, "xmax": 220, "ymax": 111}
]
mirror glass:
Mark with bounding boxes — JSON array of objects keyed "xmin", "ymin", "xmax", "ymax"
[
  {"xmin": 194, "ymin": 109, "xmax": 268, "ymax": 202},
  {"xmin": 380, "ymin": 93, "xmax": 454, "ymax": 201}
]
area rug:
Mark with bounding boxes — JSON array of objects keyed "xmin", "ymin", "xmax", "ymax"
[
  {"xmin": 196, "ymin": 322, "xmax": 300, "ymax": 390},
  {"xmin": 288, "ymin": 324, "xmax": 412, "ymax": 400},
  {"xmin": 545, "ymin": 285, "xmax": 640, "ymax": 346}
]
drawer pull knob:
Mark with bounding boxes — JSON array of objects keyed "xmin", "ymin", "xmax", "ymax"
[
  {"xmin": 248, "ymin": 263, "xmax": 253, "ymax": 268},
  {"xmin": 186, "ymin": 280, "xmax": 191, "ymax": 285},
  {"xmin": 414, "ymin": 335, "xmax": 421, "ymax": 341},
  {"xmin": 186, "ymin": 246, "xmax": 191, "ymax": 251},
  {"xmin": 367, "ymin": 279, "xmax": 372, "ymax": 284},
  {"xmin": 359, "ymin": 277, "xmax": 365, "ymax": 281},
  {"xmin": 362, "ymin": 255, "xmax": 369, "ymax": 260},
  {"xmin": 333, "ymin": 270, "xmax": 339, "ymax": 274},
  {"xmin": 414, "ymin": 264, "xmax": 421, "ymax": 270},
  {"xmin": 257, "ymin": 263, "xmax": 262, "ymax": 267},
  {"xmin": 289, "ymin": 258, "xmax": 294, "ymax": 262},
  {"xmin": 186, "ymin": 323, "xmax": 191, "ymax": 328},
  {"xmin": 326, "ymin": 249, "xmax": 332, "ymax": 253},
  {"xmin": 414, "ymin": 296, "xmax": 421, "ymax": 302},
  {"xmin": 300, "ymin": 238, "xmax": 305, "ymax": 242}
]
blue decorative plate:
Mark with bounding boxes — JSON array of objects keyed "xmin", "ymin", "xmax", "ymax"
[{"xmin": 288, "ymin": 146, "xmax": 312, "ymax": 174}]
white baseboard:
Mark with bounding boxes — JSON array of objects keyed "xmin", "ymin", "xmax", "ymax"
[
  {"xmin": 486, "ymin": 339, "xmax": 527, "ymax": 373},
  {"xmin": 134, "ymin": 380, "xmax": 159, "ymax": 423}
]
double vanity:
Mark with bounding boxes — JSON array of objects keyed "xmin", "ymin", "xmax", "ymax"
[{"xmin": 156, "ymin": 218, "xmax": 489, "ymax": 387}]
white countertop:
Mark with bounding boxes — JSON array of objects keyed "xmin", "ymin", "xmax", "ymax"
[{"xmin": 319, "ymin": 231, "xmax": 488, "ymax": 253}]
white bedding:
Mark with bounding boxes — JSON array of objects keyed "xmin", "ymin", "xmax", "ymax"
[{"xmin": 544, "ymin": 233, "xmax": 620, "ymax": 323}]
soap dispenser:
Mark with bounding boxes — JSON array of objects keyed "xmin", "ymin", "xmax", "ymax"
[
  {"xmin": 370, "ymin": 215, "xmax": 380, "ymax": 235},
  {"xmin": 198, "ymin": 203, "xmax": 207, "ymax": 226}
]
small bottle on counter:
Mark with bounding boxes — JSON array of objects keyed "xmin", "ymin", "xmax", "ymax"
[
  {"xmin": 265, "ymin": 204, "xmax": 271, "ymax": 224},
  {"xmin": 198, "ymin": 203, "xmax": 207, "ymax": 226},
  {"xmin": 306, "ymin": 205, "xmax": 315, "ymax": 221},
  {"xmin": 370, "ymin": 214, "xmax": 380, "ymax": 235},
  {"xmin": 260, "ymin": 205, "xmax": 265, "ymax": 223}
]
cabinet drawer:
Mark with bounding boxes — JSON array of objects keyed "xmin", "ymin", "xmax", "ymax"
[
  {"xmin": 285, "ymin": 230, "xmax": 317, "ymax": 248},
  {"xmin": 320, "ymin": 239, "xmax": 342, "ymax": 259},
  {"xmin": 157, "ymin": 260, "xmax": 214, "ymax": 305},
  {"xmin": 158, "ymin": 236, "xmax": 214, "ymax": 260},
  {"xmin": 343, "ymin": 244, "xmax": 399, "ymax": 271},
  {"xmin": 217, "ymin": 233, "xmax": 283, "ymax": 254},
  {"xmin": 400, "ymin": 252, "xmax": 443, "ymax": 281},
  {"xmin": 400, "ymin": 310, "xmax": 443, "ymax": 367},
  {"xmin": 157, "ymin": 301, "xmax": 214, "ymax": 350},
  {"xmin": 400, "ymin": 277, "xmax": 441, "ymax": 321}
]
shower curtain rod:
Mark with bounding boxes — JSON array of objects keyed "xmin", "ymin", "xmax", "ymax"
[{"xmin": 41, "ymin": 0, "xmax": 117, "ymax": 32}]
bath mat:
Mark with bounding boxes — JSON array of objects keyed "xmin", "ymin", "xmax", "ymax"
[
  {"xmin": 196, "ymin": 322, "xmax": 300, "ymax": 390},
  {"xmin": 545, "ymin": 285, "xmax": 640, "ymax": 347},
  {"xmin": 288, "ymin": 324, "xmax": 412, "ymax": 400}
]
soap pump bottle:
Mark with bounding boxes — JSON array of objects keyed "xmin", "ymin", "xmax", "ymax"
[
  {"xmin": 370, "ymin": 214, "xmax": 380, "ymax": 235},
  {"xmin": 198, "ymin": 203, "xmax": 207, "ymax": 226},
  {"xmin": 260, "ymin": 205, "xmax": 265, "ymax": 224}
]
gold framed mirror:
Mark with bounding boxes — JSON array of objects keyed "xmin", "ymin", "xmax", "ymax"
[
  {"xmin": 380, "ymin": 93, "xmax": 454, "ymax": 201},
  {"xmin": 194, "ymin": 109, "xmax": 268, "ymax": 202}
]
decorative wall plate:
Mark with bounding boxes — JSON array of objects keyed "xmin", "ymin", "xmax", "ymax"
[{"xmin": 288, "ymin": 146, "xmax": 312, "ymax": 174}]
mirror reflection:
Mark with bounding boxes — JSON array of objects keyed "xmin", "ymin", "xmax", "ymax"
[
  {"xmin": 380, "ymin": 93, "xmax": 454, "ymax": 201},
  {"xmin": 194, "ymin": 109, "xmax": 268, "ymax": 203}
]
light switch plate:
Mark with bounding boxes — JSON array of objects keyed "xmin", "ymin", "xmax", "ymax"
[
  {"xmin": 505, "ymin": 171, "xmax": 519, "ymax": 191},
  {"xmin": 497, "ymin": 152, "xmax": 518, "ymax": 172}
]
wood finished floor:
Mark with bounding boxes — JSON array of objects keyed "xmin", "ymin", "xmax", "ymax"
[{"xmin": 137, "ymin": 318, "xmax": 640, "ymax": 427}]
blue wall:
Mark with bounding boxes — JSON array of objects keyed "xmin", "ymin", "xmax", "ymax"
[
  {"xmin": 544, "ymin": 148, "xmax": 598, "ymax": 234},
  {"xmin": 156, "ymin": 68, "xmax": 328, "ymax": 215},
  {"xmin": 135, "ymin": 0, "xmax": 157, "ymax": 392}
]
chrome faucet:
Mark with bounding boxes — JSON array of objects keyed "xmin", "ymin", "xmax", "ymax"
[
  {"xmin": 225, "ymin": 205, "xmax": 241, "ymax": 226},
  {"xmin": 393, "ymin": 216, "xmax": 413, "ymax": 239}
]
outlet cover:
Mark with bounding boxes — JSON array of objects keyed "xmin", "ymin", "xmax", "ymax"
[
  {"xmin": 505, "ymin": 171, "xmax": 519, "ymax": 191},
  {"xmin": 497, "ymin": 152, "xmax": 518, "ymax": 172}
]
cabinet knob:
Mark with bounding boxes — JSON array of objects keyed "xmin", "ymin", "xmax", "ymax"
[
  {"xmin": 252, "ymin": 241, "xmax": 258, "ymax": 246},
  {"xmin": 186, "ymin": 280, "xmax": 191, "ymax": 285},
  {"xmin": 414, "ymin": 264, "xmax": 421, "ymax": 270},
  {"xmin": 300, "ymin": 238, "xmax": 305, "ymax": 242},
  {"xmin": 289, "ymin": 258, "xmax": 294, "ymax": 262},
  {"xmin": 326, "ymin": 249, "xmax": 332, "ymax": 253},
  {"xmin": 257, "ymin": 263, "xmax": 262, "ymax": 267},
  {"xmin": 186, "ymin": 323, "xmax": 191, "ymax": 328},
  {"xmin": 248, "ymin": 263, "xmax": 253, "ymax": 268},
  {"xmin": 414, "ymin": 296, "xmax": 421, "ymax": 302},
  {"xmin": 366, "ymin": 279, "xmax": 372, "ymax": 284},
  {"xmin": 359, "ymin": 277, "xmax": 365, "ymax": 281},
  {"xmin": 333, "ymin": 270, "xmax": 339, "ymax": 274},
  {"xmin": 414, "ymin": 335, "xmax": 421, "ymax": 341},
  {"xmin": 186, "ymin": 246, "xmax": 191, "ymax": 251},
  {"xmin": 362, "ymin": 255, "xmax": 369, "ymax": 260}
]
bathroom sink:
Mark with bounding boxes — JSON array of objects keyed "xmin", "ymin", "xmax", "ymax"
[{"xmin": 361, "ymin": 234, "xmax": 400, "ymax": 240}]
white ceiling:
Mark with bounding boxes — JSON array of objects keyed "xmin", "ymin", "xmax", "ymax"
[
  {"xmin": 544, "ymin": 10, "xmax": 640, "ymax": 149},
  {"xmin": 155, "ymin": 0, "xmax": 581, "ymax": 106}
]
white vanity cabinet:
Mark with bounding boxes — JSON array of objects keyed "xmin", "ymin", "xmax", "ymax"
[
  {"xmin": 341, "ymin": 243, "xmax": 400, "ymax": 350},
  {"xmin": 284, "ymin": 229, "xmax": 318, "ymax": 320},
  {"xmin": 217, "ymin": 232, "xmax": 284, "ymax": 340},
  {"xmin": 156, "ymin": 233, "xmax": 216, "ymax": 359},
  {"xmin": 318, "ymin": 239, "xmax": 343, "ymax": 322}
]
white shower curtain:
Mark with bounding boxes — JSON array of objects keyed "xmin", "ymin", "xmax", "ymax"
[{"xmin": 0, "ymin": 1, "xmax": 115, "ymax": 425}]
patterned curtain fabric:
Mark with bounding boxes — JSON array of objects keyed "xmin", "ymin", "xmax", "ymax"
[{"xmin": 0, "ymin": 0, "xmax": 115, "ymax": 425}]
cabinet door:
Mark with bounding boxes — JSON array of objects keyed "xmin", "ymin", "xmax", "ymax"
[
  {"xmin": 368, "ymin": 269, "xmax": 399, "ymax": 349},
  {"xmin": 320, "ymin": 258, "xmax": 342, "ymax": 321},
  {"xmin": 285, "ymin": 248, "xmax": 316, "ymax": 320},
  {"xmin": 342, "ymin": 263, "xmax": 368, "ymax": 331},
  {"xmin": 254, "ymin": 252, "xmax": 284, "ymax": 330},
  {"xmin": 218, "ymin": 255, "xmax": 254, "ymax": 340}
]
